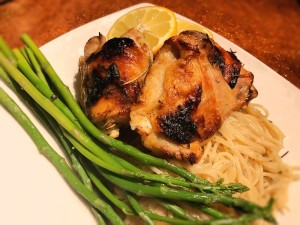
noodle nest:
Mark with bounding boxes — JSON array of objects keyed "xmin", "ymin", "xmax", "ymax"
[{"xmin": 125, "ymin": 103, "xmax": 298, "ymax": 224}]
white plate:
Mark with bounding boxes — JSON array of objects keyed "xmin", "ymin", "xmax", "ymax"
[{"xmin": 0, "ymin": 3, "xmax": 299, "ymax": 225}]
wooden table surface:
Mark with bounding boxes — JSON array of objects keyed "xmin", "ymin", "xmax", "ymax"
[{"xmin": 1, "ymin": 0, "xmax": 300, "ymax": 88}]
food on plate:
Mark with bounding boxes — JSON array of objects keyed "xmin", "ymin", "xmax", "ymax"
[
  {"xmin": 1, "ymin": 36, "xmax": 278, "ymax": 224},
  {"xmin": 77, "ymin": 6, "xmax": 296, "ymax": 222},
  {"xmin": 130, "ymin": 30, "xmax": 257, "ymax": 164},
  {"xmin": 79, "ymin": 28, "xmax": 153, "ymax": 138},
  {"xmin": 0, "ymin": 5, "xmax": 298, "ymax": 225},
  {"xmin": 106, "ymin": 5, "xmax": 296, "ymax": 223}
]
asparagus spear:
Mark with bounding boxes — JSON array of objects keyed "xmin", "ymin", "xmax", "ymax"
[
  {"xmin": 0, "ymin": 36, "xmax": 16, "ymax": 65},
  {"xmin": 127, "ymin": 193, "xmax": 155, "ymax": 225},
  {"xmin": 24, "ymin": 46, "xmax": 49, "ymax": 87},
  {"xmin": 16, "ymin": 58, "xmax": 84, "ymax": 130}
]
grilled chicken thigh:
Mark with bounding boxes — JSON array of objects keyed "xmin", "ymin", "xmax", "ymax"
[
  {"xmin": 79, "ymin": 28, "xmax": 153, "ymax": 138},
  {"xmin": 130, "ymin": 30, "xmax": 257, "ymax": 164}
]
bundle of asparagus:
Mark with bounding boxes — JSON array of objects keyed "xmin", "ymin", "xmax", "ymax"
[{"xmin": 0, "ymin": 35, "xmax": 276, "ymax": 225}]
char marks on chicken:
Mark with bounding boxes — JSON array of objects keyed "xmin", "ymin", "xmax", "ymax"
[
  {"xmin": 130, "ymin": 30, "xmax": 257, "ymax": 164},
  {"xmin": 79, "ymin": 28, "xmax": 153, "ymax": 138}
]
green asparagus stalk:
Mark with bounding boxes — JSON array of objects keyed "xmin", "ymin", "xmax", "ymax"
[
  {"xmin": 16, "ymin": 58, "xmax": 83, "ymax": 130},
  {"xmin": 0, "ymin": 36, "xmax": 16, "ymax": 65},
  {"xmin": 86, "ymin": 164, "xmax": 133, "ymax": 215},
  {"xmin": 0, "ymin": 87, "xmax": 124, "ymax": 225},
  {"xmin": 158, "ymin": 200, "xmax": 198, "ymax": 221},
  {"xmin": 197, "ymin": 206, "xmax": 228, "ymax": 219},
  {"xmin": 91, "ymin": 208, "xmax": 107, "ymax": 225},
  {"xmin": 158, "ymin": 199, "xmax": 229, "ymax": 220},
  {"xmin": 20, "ymin": 47, "xmax": 32, "ymax": 65},
  {"xmin": 45, "ymin": 114, "xmax": 94, "ymax": 190},
  {"xmin": 127, "ymin": 192, "xmax": 205, "ymax": 225},
  {"xmin": 24, "ymin": 46, "xmax": 49, "ymax": 87},
  {"xmin": 127, "ymin": 193, "xmax": 155, "ymax": 225},
  {"xmin": 12, "ymin": 48, "xmax": 28, "ymax": 64}
]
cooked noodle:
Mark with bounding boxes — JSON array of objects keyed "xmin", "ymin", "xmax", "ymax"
[
  {"xmin": 181, "ymin": 103, "xmax": 298, "ymax": 225},
  {"xmin": 125, "ymin": 103, "xmax": 298, "ymax": 224},
  {"xmin": 185, "ymin": 103, "xmax": 295, "ymax": 210}
]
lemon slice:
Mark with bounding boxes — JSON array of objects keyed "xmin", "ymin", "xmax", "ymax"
[
  {"xmin": 107, "ymin": 6, "xmax": 177, "ymax": 53},
  {"xmin": 176, "ymin": 18, "xmax": 213, "ymax": 38}
]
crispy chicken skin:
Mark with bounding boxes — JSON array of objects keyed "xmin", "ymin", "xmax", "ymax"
[
  {"xmin": 79, "ymin": 28, "xmax": 153, "ymax": 138},
  {"xmin": 130, "ymin": 30, "xmax": 257, "ymax": 164}
]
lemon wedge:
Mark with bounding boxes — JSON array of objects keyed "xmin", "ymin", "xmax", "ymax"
[
  {"xmin": 107, "ymin": 6, "xmax": 177, "ymax": 53},
  {"xmin": 176, "ymin": 18, "xmax": 213, "ymax": 38}
]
